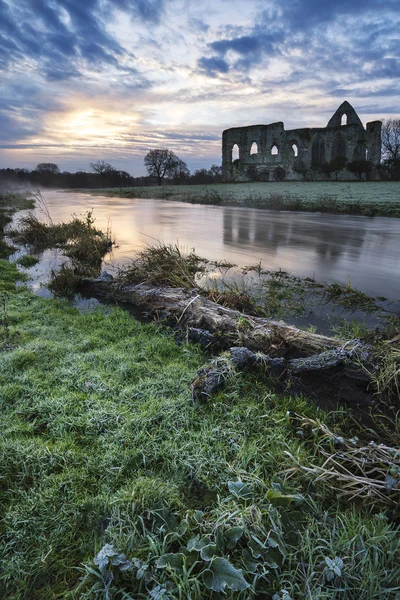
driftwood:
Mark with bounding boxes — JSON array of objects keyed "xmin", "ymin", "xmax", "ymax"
[{"xmin": 78, "ymin": 275, "xmax": 374, "ymax": 411}]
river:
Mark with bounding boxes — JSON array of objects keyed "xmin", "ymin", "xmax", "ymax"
[{"xmin": 11, "ymin": 189, "xmax": 400, "ymax": 300}]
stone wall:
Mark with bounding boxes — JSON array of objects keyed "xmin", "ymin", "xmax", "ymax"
[{"xmin": 222, "ymin": 101, "xmax": 382, "ymax": 182}]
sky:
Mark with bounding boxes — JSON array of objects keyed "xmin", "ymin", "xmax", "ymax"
[{"xmin": 0, "ymin": 0, "xmax": 399, "ymax": 176}]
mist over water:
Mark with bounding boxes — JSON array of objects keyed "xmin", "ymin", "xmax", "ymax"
[{"xmin": 12, "ymin": 189, "xmax": 400, "ymax": 300}]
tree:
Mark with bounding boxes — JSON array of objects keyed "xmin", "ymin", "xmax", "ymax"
[
  {"xmin": 347, "ymin": 159, "xmax": 373, "ymax": 181},
  {"xmin": 381, "ymin": 119, "xmax": 400, "ymax": 180},
  {"xmin": 36, "ymin": 163, "xmax": 60, "ymax": 174},
  {"xmin": 90, "ymin": 161, "xmax": 116, "ymax": 175},
  {"xmin": 144, "ymin": 149, "xmax": 183, "ymax": 185},
  {"xmin": 169, "ymin": 158, "xmax": 190, "ymax": 184},
  {"xmin": 381, "ymin": 119, "xmax": 400, "ymax": 162}
]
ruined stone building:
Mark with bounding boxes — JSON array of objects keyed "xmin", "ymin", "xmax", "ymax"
[{"xmin": 222, "ymin": 101, "xmax": 382, "ymax": 182}]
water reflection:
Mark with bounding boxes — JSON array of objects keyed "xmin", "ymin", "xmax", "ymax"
[
  {"xmin": 223, "ymin": 208, "xmax": 365, "ymax": 264},
  {"xmin": 11, "ymin": 190, "xmax": 400, "ymax": 300}
]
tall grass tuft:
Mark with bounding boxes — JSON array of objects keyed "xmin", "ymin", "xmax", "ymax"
[{"xmin": 120, "ymin": 241, "xmax": 207, "ymax": 288}]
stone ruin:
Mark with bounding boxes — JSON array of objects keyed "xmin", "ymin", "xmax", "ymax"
[{"xmin": 222, "ymin": 101, "xmax": 382, "ymax": 182}]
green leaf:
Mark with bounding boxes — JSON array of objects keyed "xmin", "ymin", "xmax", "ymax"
[
  {"xmin": 224, "ymin": 526, "xmax": 244, "ymax": 549},
  {"xmin": 156, "ymin": 553, "xmax": 185, "ymax": 573},
  {"xmin": 228, "ymin": 481, "xmax": 253, "ymax": 499},
  {"xmin": 203, "ymin": 558, "xmax": 249, "ymax": 592},
  {"xmin": 248, "ymin": 536, "xmax": 266, "ymax": 558},
  {"xmin": 194, "ymin": 510, "xmax": 204, "ymax": 524},
  {"xmin": 325, "ymin": 557, "xmax": 334, "ymax": 569},
  {"xmin": 187, "ymin": 535, "xmax": 212, "ymax": 552},
  {"xmin": 200, "ymin": 544, "xmax": 218, "ymax": 561},
  {"xmin": 152, "ymin": 508, "xmax": 179, "ymax": 533},
  {"xmin": 215, "ymin": 528, "xmax": 225, "ymax": 553},
  {"xmin": 242, "ymin": 548, "xmax": 261, "ymax": 574},
  {"xmin": 265, "ymin": 489, "xmax": 303, "ymax": 508}
]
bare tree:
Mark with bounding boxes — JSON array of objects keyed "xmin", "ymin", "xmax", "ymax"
[
  {"xmin": 36, "ymin": 163, "xmax": 60, "ymax": 174},
  {"xmin": 90, "ymin": 160, "xmax": 116, "ymax": 175},
  {"xmin": 381, "ymin": 119, "xmax": 400, "ymax": 161},
  {"xmin": 144, "ymin": 149, "xmax": 183, "ymax": 185}
]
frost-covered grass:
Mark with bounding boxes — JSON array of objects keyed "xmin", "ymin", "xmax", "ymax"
[
  {"xmin": 76, "ymin": 181, "xmax": 400, "ymax": 217},
  {"xmin": 1, "ymin": 260, "xmax": 399, "ymax": 599}
]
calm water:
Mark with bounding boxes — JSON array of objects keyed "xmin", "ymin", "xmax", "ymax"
[{"xmin": 11, "ymin": 189, "xmax": 400, "ymax": 300}]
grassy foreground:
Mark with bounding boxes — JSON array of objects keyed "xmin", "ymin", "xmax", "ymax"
[
  {"xmin": 74, "ymin": 181, "xmax": 400, "ymax": 217},
  {"xmin": 1, "ymin": 267, "xmax": 400, "ymax": 599},
  {"xmin": 1, "ymin": 200, "xmax": 400, "ymax": 599}
]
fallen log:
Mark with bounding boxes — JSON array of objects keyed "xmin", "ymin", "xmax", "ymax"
[
  {"xmin": 190, "ymin": 346, "xmax": 373, "ymax": 410},
  {"xmin": 78, "ymin": 274, "xmax": 375, "ymax": 411},
  {"xmin": 78, "ymin": 274, "xmax": 349, "ymax": 358}
]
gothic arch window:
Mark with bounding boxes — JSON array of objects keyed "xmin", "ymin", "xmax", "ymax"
[
  {"xmin": 332, "ymin": 134, "xmax": 346, "ymax": 160},
  {"xmin": 232, "ymin": 144, "xmax": 239, "ymax": 162},
  {"xmin": 353, "ymin": 142, "xmax": 367, "ymax": 161},
  {"xmin": 312, "ymin": 137, "xmax": 325, "ymax": 167},
  {"xmin": 271, "ymin": 144, "xmax": 279, "ymax": 155},
  {"xmin": 250, "ymin": 142, "xmax": 258, "ymax": 155},
  {"xmin": 341, "ymin": 114, "xmax": 347, "ymax": 126},
  {"xmin": 291, "ymin": 143, "xmax": 299, "ymax": 157}
]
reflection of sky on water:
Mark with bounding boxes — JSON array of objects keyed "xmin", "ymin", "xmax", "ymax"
[{"xmin": 11, "ymin": 190, "xmax": 400, "ymax": 301}]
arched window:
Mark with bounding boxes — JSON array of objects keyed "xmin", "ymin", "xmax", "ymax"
[
  {"xmin": 332, "ymin": 134, "xmax": 346, "ymax": 160},
  {"xmin": 341, "ymin": 114, "xmax": 347, "ymax": 126},
  {"xmin": 291, "ymin": 143, "xmax": 298, "ymax": 157},
  {"xmin": 271, "ymin": 144, "xmax": 279, "ymax": 156},
  {"xmin": 232, "ymin": 144, "xmax": 239, "ymax": 162},
  {"xmin": 353, "ymin": 142, "xmax": 367, "ymax": 161},
  {"xmin": 312, "ymin": 137, "xmax": 325, "ymax": 167},
  {"xmin": 250, "ymin": 142, "xmax": 258, "ymax": 155}
]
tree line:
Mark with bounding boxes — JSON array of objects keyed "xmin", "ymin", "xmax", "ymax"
[{"xmin": 0, "ymin": 156, "xmax": 222, "ymax": 189}]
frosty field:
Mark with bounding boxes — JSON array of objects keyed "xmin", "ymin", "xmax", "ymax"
[{"xmin": 79, "ymin": 181, "xmax": 400, "ymax": 217}]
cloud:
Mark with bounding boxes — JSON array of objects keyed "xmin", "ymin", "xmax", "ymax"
[
  {"xmin": 197, "ymin": 0, "xmax": 400, "ymax": 84},
  {"xmin": 198, "ymin": 56, "xmax": 230, "ymax": 77},
  {"xmin": 0, "ymin": 0, "xmax": 167, "ymax": 82}
]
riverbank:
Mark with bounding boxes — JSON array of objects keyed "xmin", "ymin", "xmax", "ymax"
[
  {"xmin": 1, "ymin": 195, "xmax": 399, "ymax": 599},
  {"xmin": 73, "ymin": 181, "xmax": 400, "ymax": 217}
]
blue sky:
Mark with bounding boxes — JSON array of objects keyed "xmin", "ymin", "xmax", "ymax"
[{"xmin": 0, "ymin": 0, "xmax": 399, "ymax": 175}]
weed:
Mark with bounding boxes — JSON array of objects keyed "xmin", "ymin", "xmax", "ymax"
[
  {"xmin": 48, "ymin": 263, "xmax": 82, "ymax": 298},
  {"xmin": 16, "ymin": 254, "xmax": 39, "ymax": 268}
]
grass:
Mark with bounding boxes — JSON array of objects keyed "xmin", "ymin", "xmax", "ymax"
[
  {"xmin": 0, "ymin": 256, "xmax": 399, "ymax": 599},
  {"xmin": 16, "ymin": 254, "xmax": 39, "ymax": 268},
  {"xmin": 10, "ymin": 194, "xmax": 113, "ymax": 293},
  {"xmin": 0, "ymin": 192, "xmax": 34, "ymax": 259},
  {"xmin": 73, "ymin": 181, "xmax": 400, "ymax": 217},
  {"xmin": 119, "ymin": 242, "xmax": 208, "ymax": 288},
  {"xmin": 1, "ymin": 194, "xmax": 399, "ymax": 599}
]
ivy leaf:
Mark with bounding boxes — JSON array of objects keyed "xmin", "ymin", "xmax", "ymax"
[
  {"xmin": 224, "ymin": 526, "xmax": 244, "ymax": 549},
  {"xmin": 203, "ymin": 558, "xmax": 250, "ymax": 592},
  {"xmin": 228, "ymin": 481, "xmax": 252, "ymax": 499}
]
